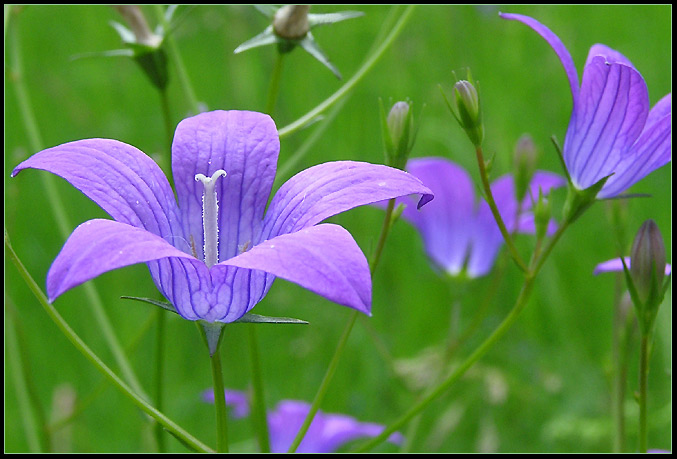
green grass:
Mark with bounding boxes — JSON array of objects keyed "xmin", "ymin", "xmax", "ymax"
[{"xmin": 5, "ymin": 5, "xmax": 671, "ymax": 453}]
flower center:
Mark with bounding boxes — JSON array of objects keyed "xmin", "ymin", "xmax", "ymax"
[{"xmin": 195, "ymin": 170, "xmax": 227, "ymax": 268}]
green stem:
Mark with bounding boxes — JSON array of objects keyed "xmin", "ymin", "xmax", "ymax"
[
  {"xmin": 5, "ymin": 230, "xmax": 214, "ymax": 453},
  {"xmin": 353, "ymin": 212, "xmax": 573, "ymax": 453},
  {"xmin": 287, "ymin": 311, "xmax": 359, "ymax": 453},
  {"xmin": 248, "ymin": 326, "xmax": 270, "ymax": 453},
  {"xmin": 287, "ymin": 197, "xmax": 399, "ymax": 452},
  {"xmin": 475, "ymin": 145, "xmax": 528, "ymax": 273},
  {"xmin": 638, "ymin": 333, "xmax": 650, "ymax": 453},
  {"xmin": 8, "ymin": 16, "xmax": 148, "ymax": 401},
  {"xmin": 153, "ymin": 4, "xmax": 200, "ymax": 115},
  {"xmin": 354, "ymin": 272, "xmax": 538, "ymax": 453},
  {"xmin": 209, "ymin": 348, "xmax": 229, "ymax": 453},
  {"xmin": 277, "ymin": 5, "xmax": 416, "ymax": 139},
  {"xmin": 265, "ymin": 52, "xmax": 284, "ymax": 115}
]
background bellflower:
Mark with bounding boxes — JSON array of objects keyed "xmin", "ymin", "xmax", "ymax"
[
  {"xmin": 500, "ymin": 13, "xmax": 671, "ymax": 199},
  {"xmin": 387, "ymin": 157, "xmax": 564, "ymax": 278},
  {"xmin": 204, "ymin": 389, "xmax": 403, "ymax": 453},
  {"xmin": 12, "ymin": 110, "xmax": 432, "ymax": 323}
]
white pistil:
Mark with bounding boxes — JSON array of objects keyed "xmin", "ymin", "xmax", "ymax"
[{"xmin": 195, "ymin": 170, "xmax": 227, "ymax": 268}]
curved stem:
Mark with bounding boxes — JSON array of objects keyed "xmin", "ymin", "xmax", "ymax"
[
  {"xmin": 277, "ymin": 5, "xmax": 416, "ymax": 139},
  {"xmin": 475, "ymin": 145, "xmax": 528, "ymax": 273},
  {"xmin": 353, "ymin": 210, "xmax": 574, "ymax": 452},
  {"xmin": 288, "ymin": 197, "xmax": 399, "ymax": 452},
  {"xmin": 248, "ymin": 326, "xmax": 270, "ymax": 453},
  {"xmin": 8, "ymin": 17, "xmax": 148, "ymax": 401},
  {"xmin": 5, "ymin": 230, "xmax": 214, "ymax": 453},
  {"xmin": 354, "ymin": 272, "xmax": 538, "ymax": 453}
]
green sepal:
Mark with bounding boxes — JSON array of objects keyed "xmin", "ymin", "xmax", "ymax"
[
  {"xmin": 298, "ymin": 33, "xmax": 341, "ymax": 79},
  {"xmin": 120, "ymin": 296, "xmax": 177, "ymax": 314},
  {"xmin": 561, "ymin": 173, "xmax": 612, "ymax": 224},
  {"xmin": 199, "ymin": 321, "xmax": 226, "ymax": 357},
  {"xmin": 233, "ymin": 313, "xmax": 308, "ymax": 324},
  {"xmin": 133, "ymin": 47, "xmax": 169, "ymax": 90}
]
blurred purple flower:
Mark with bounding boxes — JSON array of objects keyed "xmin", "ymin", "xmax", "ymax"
[
  {"xmin": 205, "ymin": 389, "xmax": 403, "ymax": 453},
  {"xmin": 385, "ymin": 157, "xmax": 564, "ymax": 278},
  {"xmin": 593, "ymin": 257, "xmax": 671, "ymax": 276},
  {"xmin": 500, "ymin": 13, "xmax": 671, "ymax": 198},
  {"xmin": 12, "ymin": 110, "xmax": 432, "ymax": 322}
]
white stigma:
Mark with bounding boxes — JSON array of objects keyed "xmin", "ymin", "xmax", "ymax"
[{"xmin": 195, "ymin": 169, "xmax": 227, "ymax": 268}]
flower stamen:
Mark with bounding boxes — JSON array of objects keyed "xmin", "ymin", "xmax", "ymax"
[{"xmin": 195, "ymin": 170, "xmax": 227, "ymax": 268}]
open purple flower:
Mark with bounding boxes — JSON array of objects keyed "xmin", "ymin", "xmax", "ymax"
[
  {"xmin": 204, "ymin": 389, "xmax": 403, "ymax": 453},
  {"xmin": 500, "ymin": 13, "xmax": 671, "ymax": 198},
  {"xmin": 12, "ymin": 110, "xmax": 432, "ymax": 323},
  {"xmin": 385, "ymin": 157, "xmax": 564, "ymax": 278}
]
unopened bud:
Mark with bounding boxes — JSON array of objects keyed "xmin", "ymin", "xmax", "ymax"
[
  {"xmin": 381, "ymin": 100, "xmax": 418, "ymax": 169},
  {"xmin": 513, "ymin": 134, "xmax": 538, "ymax": 203},
  {"xmin": 630, "ymin": 219, "xmax": 667, "ymax": 308},
  {"xmin": 442, "ymin": 73, "xmax": 484, "ymax": 147},
  {"xmin": 273, "ymin": 5, "xmax": 310, "ymax": 40},
  {"xmin": 533, "ymin": 189, "xmax": 552, "ymax": 241},
  {"xmin": 114, "ymin": 6, "xmax": 162, "ymax": 48}
]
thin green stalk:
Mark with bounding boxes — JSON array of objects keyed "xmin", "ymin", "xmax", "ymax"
[
  {"xmin": 153, "ymin": 4, "xmax": 200, "ymax": 115},
  {"xmin": 248, "ymin": 326, "xmax": 271, "ymax": 453},
  {"xmin": 287, "ymin": 310, "xmax": 360, "ymax": 453},
  {"xmin": 209, "ymin": 348, "xmax": 229, "ymax": 453},
  {"xmin": 277, "ymin": 5, "xmax": 416, "ymax": 139},
  {"xmin": 8, "ymin": 17, "xmax": 148, "ymax": 401},
  {"xmin": 638, "ymin": 333, "xmax": 650, "ymax": 453},
  {"xmin": 353, "ymin": 210, "xmax": 574, "ymax": 452},
  {"xmin": 288, "ymin": 197, "xmax": 399, "ymax": 452},
  {"xmin": 354, "ymin": 272, "xmax": 538, "ymax": 453},
  {"xmin": 265, "ymin": 52, "xmax": 285, "ymax": 115},
  {"xmin": 475, "ymin": 146, "xmax": 528, "ymax": 273},
  {"xmin": 5, "ymin": 230, "xmax": 214, "ymax": 453}
]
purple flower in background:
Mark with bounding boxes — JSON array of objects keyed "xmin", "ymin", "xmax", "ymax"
[
  {"xmin": 500, "ymin": 13, "xmax": 671, "ymax": 198},
  {"xmin": 593, "ymin": 258, "xmax": 672, "ymax": 277},
  {"xmin": 205, "ymin": 389, "xmax": 403, "ymax": 453},
  {"xmin": 12, "ymin": 110, "xmax": 432, "ymax": 323},
  {"xmin": 388, "ymin": 157, "xmax": 564, "ymax": 278}
]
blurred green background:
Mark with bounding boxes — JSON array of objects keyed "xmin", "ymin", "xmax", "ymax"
[{"xmin": 4, "ymin": 5, "xmax": 671, "ymax": 453}]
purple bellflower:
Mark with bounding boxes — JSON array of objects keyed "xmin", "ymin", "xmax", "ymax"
[
  {"xmin": 386, "ymin": 157, "xmax": 564, "ymax": 278},
  {"xmin": 204, "ymin": 389, "xmax": 403, "ymax": 453},
  {"xmin": 500, "ymin": 13, "xmax": 671, "ymax": 198},
  {"xmin": 12, "ymin": 110, "xmax": 432, "ymax": 323}
]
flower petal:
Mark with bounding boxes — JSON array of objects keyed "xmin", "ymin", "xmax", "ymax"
[
  {"xmin": 398, "ymin": 157, "xmax": 475, "ymax": 276},
  {"xmin": 586, "ymin": 44, "xmax": 635, "ymax": 67},
  {"xmin": 47, "ymin": 219, "xmax": 198, "ymax": 302},
  {"xmin": 171, "ymin": 110, "xmax": 279, "ymax": 262},
  {"xmin": 500, "ymin": 12, "xmax": 580, "ymax": 105},
  {"xmin": 217, "ymin": 223, "xmax": 371, "ymax": 315},
  {"xmin": 564, "ymin": 57, "xmax": 649, "ymax": 189},
  {"xmin": 599, "ymin": 96, "xmax": 671, "ymax": 198},
  {"xmin": 593, "ymin": 257, "xmax": 672, "ymax": 275},
  {"xmin": 261, "ymin": 161, "xmax": 433, "ymax": 240},
  {"xmin": 12, "ymin": 139, "xmax": 181, "ymax": 243}
]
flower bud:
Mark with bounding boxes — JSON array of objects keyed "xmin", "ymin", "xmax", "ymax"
[
  {"xmin": 273, "ymin": 5, "xmax": 310, "ymax": 40},
  {"xmin": 630, "ymin": 219, "xmax": 667, "ymax": 308},
  {"xmin": 533, "ymin": 188, "xmax": 552, "ymax": 241},
  {"xmin": 380, "ymin": 100, "xmax": 418, "ymax": 170},
  {"xmin": 513, "ymin": 134, "xmax": 538, "ymax": 203},
  {"xmin": 442, "ymin": 72, "xmax": 484, "ymax": 147}
]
